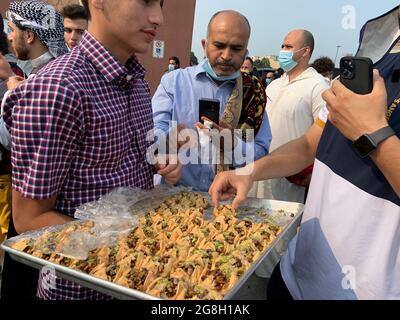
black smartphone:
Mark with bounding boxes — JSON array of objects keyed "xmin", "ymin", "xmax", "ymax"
[
  {"xmin": 199, "ymin": 98, "xmax": 220, "ymax": 124},
  {"xmin": 340, "ymin": 56, "xmax": 373, "ymax": 95}
]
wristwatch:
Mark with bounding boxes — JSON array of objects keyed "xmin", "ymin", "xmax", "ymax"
[{"xmin": 353, "ymin": 126, "xmax": 395, "ymax": 158}]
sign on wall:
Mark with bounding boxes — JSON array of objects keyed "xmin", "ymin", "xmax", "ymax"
[{"xmin": 152, "ymin": 40, "xmax": 165, "ymax": 59}]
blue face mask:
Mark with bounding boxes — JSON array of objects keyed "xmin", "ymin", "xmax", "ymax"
[
  {"xmin": 202, "ymin": 59, "xmax": 241, "ymax": 81},
  {"xmin": 168, "ymin": 64, "xmax": 176, "ymax": 72},
  {"xmin": 265, "ymin": 78, "xmax": 272, "ymax": 86},
  {"xmin": 278, "ymin": 47, "xmax": 306, "ymax": 72}
]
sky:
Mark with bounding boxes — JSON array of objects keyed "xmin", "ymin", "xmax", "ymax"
[{"xmin": 191, "ymin": 0, "xmax": 400, "ymax": 66}]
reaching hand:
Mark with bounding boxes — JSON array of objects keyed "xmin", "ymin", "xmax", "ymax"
[
  {"xmin": 195, "ymin": 116, "xmax": 237, "ymax": 150},
  {"xmin": 155, "ymin": 154, "xmax": 182, "ymax": 186},
  {"xmin": 209, "ymin": 169, "xmax": 254, "ymax": 209},
  {"xmin": 7, "ymin": 76, "xmax": 25, "ymax": 90}
]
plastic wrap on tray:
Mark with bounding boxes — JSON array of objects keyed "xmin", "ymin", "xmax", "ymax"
[
  {"xmin": 3, "ymin": 187, "xmax": 304, "ymax": 300},
  {"xmin": 10, "ymin": 186, "xmax": 197, "ymax": 260},
  {"xmin": 74, "ymin": 185, "xmax": 191, "ymax": 220},
  {"xmin": 58, "ymin": 219, "xmax": 135, "ymax": 259},
  {"xmin": 7, "ymin": 219, "xmax": 137, "ymax": 260}
]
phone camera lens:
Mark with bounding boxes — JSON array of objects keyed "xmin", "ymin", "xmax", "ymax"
[{"xmin": 341, "ymin": 59, "xmax": 354, "ymax": 79}]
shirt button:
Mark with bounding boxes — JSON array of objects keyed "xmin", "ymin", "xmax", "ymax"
[{"xmin": 126, "ymin": 75, "xmax": 133, "ymax": 81}]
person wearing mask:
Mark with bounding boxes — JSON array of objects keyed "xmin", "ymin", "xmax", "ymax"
[
  {"xmin": 211, "ymin": 7, "xmax": 400, "ymax": 300},
  {"xmin": 152, "ymin": 10, "xmax": 271, "ymax": 192},
  {"xmin": 61, "ymin": 4, "xmax": 88, "ymax": 50},
  {"xmin": 209, "ymin": 69, "xmax": 400, "ymax": 300},
  {"xmin": 252, "ymin": 29, "xmax": 329, "ymax": 203},
  {"xmin": 167, "ymin": 55, "xmax": 180, "ymax": 72},
  {"xmin": 264, "ymin": 71, "xmax": 275, "ymax": 86}
]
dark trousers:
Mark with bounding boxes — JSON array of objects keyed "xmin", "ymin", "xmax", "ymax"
[
  {"xmin": 1, "ymin": 213, "xmax": 39, "ymax": 300},
  {"xmin": 267, "ymin": 262, "xmax": 294, "ymax": 301}
]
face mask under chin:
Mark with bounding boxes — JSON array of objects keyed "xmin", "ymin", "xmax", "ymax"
[{"xmin": 202, "ymin": 58, "xmax": 241, "ymax": 81}]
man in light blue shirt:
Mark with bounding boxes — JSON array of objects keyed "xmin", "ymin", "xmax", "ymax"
[{"xmin": 152, "ymin": 10, "xmax": 271, "ymax": 192}]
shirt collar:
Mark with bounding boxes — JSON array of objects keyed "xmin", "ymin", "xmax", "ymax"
[
  {"xmin": 194, "ymin": 59, "xmax": 208, "ymax": 78},
  {"xmin": 78, "ymin": 31, "xmax": 146, "ymax": 85},
  {"xmin": 283, "ymin": 67, "xmax": 317, "ymax": 83},
  {"xmin": 31, "ymin": 51, "xmax": 53, "ymax": 70}
]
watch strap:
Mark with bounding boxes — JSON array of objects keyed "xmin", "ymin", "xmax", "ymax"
[{"xmin": 369, "ymin": 126, "xmax": 395, "ymax": 145}]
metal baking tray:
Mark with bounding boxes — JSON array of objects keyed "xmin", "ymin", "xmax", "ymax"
[{"xmin": 1, "ymin": 197, "xmax": 303, "ymax": 300}]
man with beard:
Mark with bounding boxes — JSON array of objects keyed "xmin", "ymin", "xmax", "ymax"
[
  {"xmin": 0, "ymin": 0, "xmax": 68, "ymax": 150},
  {"xmin": 152, "ymin": 10, "xmax": 271, "ymax": 192}
]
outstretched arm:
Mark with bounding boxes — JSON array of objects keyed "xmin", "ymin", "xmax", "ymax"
[{"xmin": 209, "ymin": 123, "xmax": 322, "ymax": 208}]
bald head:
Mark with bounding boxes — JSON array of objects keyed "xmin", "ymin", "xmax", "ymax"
[
  {"xmin": 300, "ymin": 30, "xmax": 314, "ymax": 56},
  {"xmin": 287, "ymin": 29, "xmax": 314, "ymax": 57},
  {"xmin": 202, "ymin": 10, "xmax": 251, "ymax": 78},
  {"xmin": 207, "ymin": 10, "xmax": 251, "ymax": 40}
]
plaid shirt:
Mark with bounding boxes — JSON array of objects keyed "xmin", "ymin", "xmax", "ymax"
[{"xmin": 3, "ymin": 32, "xmax": 154, "ymax": 299}]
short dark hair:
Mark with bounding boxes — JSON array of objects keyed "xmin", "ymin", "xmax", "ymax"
[
  {"xmin": 312, "ymin": 56, "xmax": 335, "ymax": 75},
  {"xmin": 169, "ymin": 56, "xmax": 180, "ymax": 67},
  {"xmin": 79, "ymin": 0, "xmax": 90, "ymax": 20},
  {"xmin": 61, "ymin": 4, "xmax": 88, "ymax": 21},
  {"xmin": 245, "ymin": 56, "xmax": 253, "ymax": 66}
]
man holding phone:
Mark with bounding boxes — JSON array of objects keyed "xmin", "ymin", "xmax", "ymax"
[
  {"xmin": 209, "ymin": 5, "xmax": 400, "ymax": 301},
  {"xmin": 209, "ymin": 69, "xmax": 400, "ymax": 299},
  {"xmin": 152, "ymin": 10, "xmax": 271, "ymax": 191}
]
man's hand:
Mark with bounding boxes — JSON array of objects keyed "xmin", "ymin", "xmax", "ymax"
[
  {"xmin": 155, "ymin": 154, "xmax": 182, "ymax": 185},
  {"xmin": 209, "ymin": 169, "xmax": 254, "ymax": 209},
  {"xmin": 7, "ymin": 76, "xmax": 25, "ymax": 90},
  {"xmin": 0, "ymin": 53, "xmax": 14, "ymax": 81},
  {"xmin": 322, "ymin": 70, "xmax": 388, "ymax": 141},
  {"xmin": 196, "ymin": 117, "xmax": 237, "ymax": 150}
]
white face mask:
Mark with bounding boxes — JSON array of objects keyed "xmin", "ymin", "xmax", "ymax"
[
  {"xmin": 202, "ymin": 40, "xmax": 245, "ymax": 81},
  {"xmin": 202, "ymin": 58, "xmax": 241, "ymax": 81},
  {"xmin": 168, "ymin": 64, "xmax": 176, "ymax": 72}
]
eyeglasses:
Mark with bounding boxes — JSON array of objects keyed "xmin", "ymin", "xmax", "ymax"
[{"xmin": 64, "ymin": 27, "xmax": 85, "ymax": 35}]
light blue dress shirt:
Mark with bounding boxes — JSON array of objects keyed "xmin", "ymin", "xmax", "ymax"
[{"xmin": 152, "ymin": 60, "xmax": 272, "ymax": 192}]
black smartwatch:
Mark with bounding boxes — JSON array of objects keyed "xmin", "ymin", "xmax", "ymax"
[{"xmin": 353, "ymin": 126, "xmax": 395, "ymax": 158}]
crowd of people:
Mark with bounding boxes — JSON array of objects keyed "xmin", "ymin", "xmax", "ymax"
[{"xmin": 0, "ymin": 0, "xmax": 398, "ymax": 301}]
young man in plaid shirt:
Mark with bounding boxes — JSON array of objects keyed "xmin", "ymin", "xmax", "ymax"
[{"xmin": 2, "ymin": 0, "xmax": 180, "ymax": 300}]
